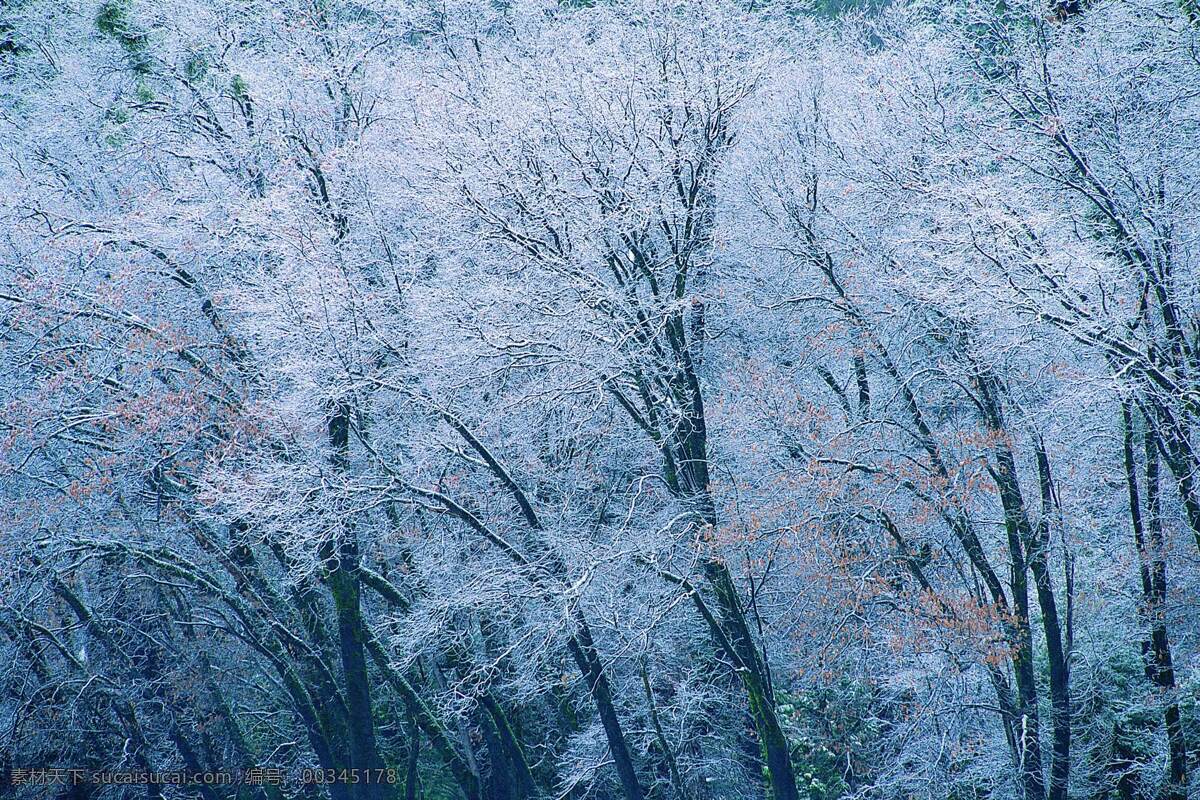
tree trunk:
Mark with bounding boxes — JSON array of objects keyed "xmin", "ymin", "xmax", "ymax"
[
  {"xmin": 1124, "ymin": 405, "xmax": 1188, "ymax": 800},
  {"xmin": 976, "ymin": 374, "xmax": 1062, "ymax": 800},
  {"xmin": 1032, "ymin": 443, "xmax": 1071, "ymax": 800},
  {"xmin": 673, "ymin": 379, "xmax": 798, "ymax": 800},
  {"xmin": 567, "ymin": 623, "xmax": 646, "ymax": 800},
  {"xmin": 327, "ymin": 402, "xmax": 391, "ymax": 800},
  {"xmin": 479, "ymin": 694, "xmax": 537, "ymax": 799}
]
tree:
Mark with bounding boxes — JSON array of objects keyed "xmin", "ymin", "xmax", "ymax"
[{"xmin": 3, "ymin": 0, "xmax": 1199, "ymax": 799}]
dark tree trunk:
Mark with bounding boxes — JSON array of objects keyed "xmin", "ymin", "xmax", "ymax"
[
  {"xmin": 567, "ymin": 623, "xmax": 646, "ymax": 800},
  {"xmin": 1123, "ymin": 405, "xmax": 1188, "ymax": 800},
  {"xmin": 971, "ymin": 377, "xmax": 1051, "ymax": 800},
  {"xmin": 1032, "ymin": 443, "xmax": 1071, "ymax": 800},
  {"xmin": 327, "ymin": 402, "xmax": 391, "ymax": 800},
  {"xmin": 669, "ymin": 349, "xmax": 798, "ymax": 800},
  {"xmin": 404, "ymin": 705, "xmax": 420, "ymax": 800},
  {"xmin": 479, "ymin": 694, "xmax": 537, "ymax": 799}
]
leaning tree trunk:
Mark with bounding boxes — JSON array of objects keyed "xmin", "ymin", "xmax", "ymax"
[{"xmin": 666, "ymin": 343, "xmax": 799, "ymax": 800}]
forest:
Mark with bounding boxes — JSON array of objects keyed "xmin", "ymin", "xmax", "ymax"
[{"xmin": 1, "ymin": 0, "xmax": 1199, "ymax": 797}]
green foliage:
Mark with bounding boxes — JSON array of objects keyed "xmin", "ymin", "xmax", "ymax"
[
  {"xmin": 1073, "ymin": 646, "xmax": 1166, "ymax": 798},
  {"xmin": 230, "ymin": 73, "xmax": 249, "ymax": 102},
  {"xmin": 102, "ymin": 103, "xmax": 130, "ymax": 147},
  {"xmin": 778, "ymin": 679, "xmax": 882, "ymax": 799},
  {"xmin": 95, "ymin": 0, "xmax": 151, "ymax": 73},
  {"xmin": 1, "ymin": 21, "xmax": 25, "ymax": 58},
  {"xmin": 1174, "ymin": 675, "xmax": 1200, "ymax": 762},
  {"xmin": 183, "ymin": 53, "xmax": 207, "ymax": 82},
  {"xmin": 804, "ymin": 0, "xmax": 892, "ymax": 17},
  {"xmin": 95, "ymin": 0, "xmax": 128, "ymax": 37},
  {"xmin": 0, "ymin": 0, "xmax": 30, "ymax": 79}
]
